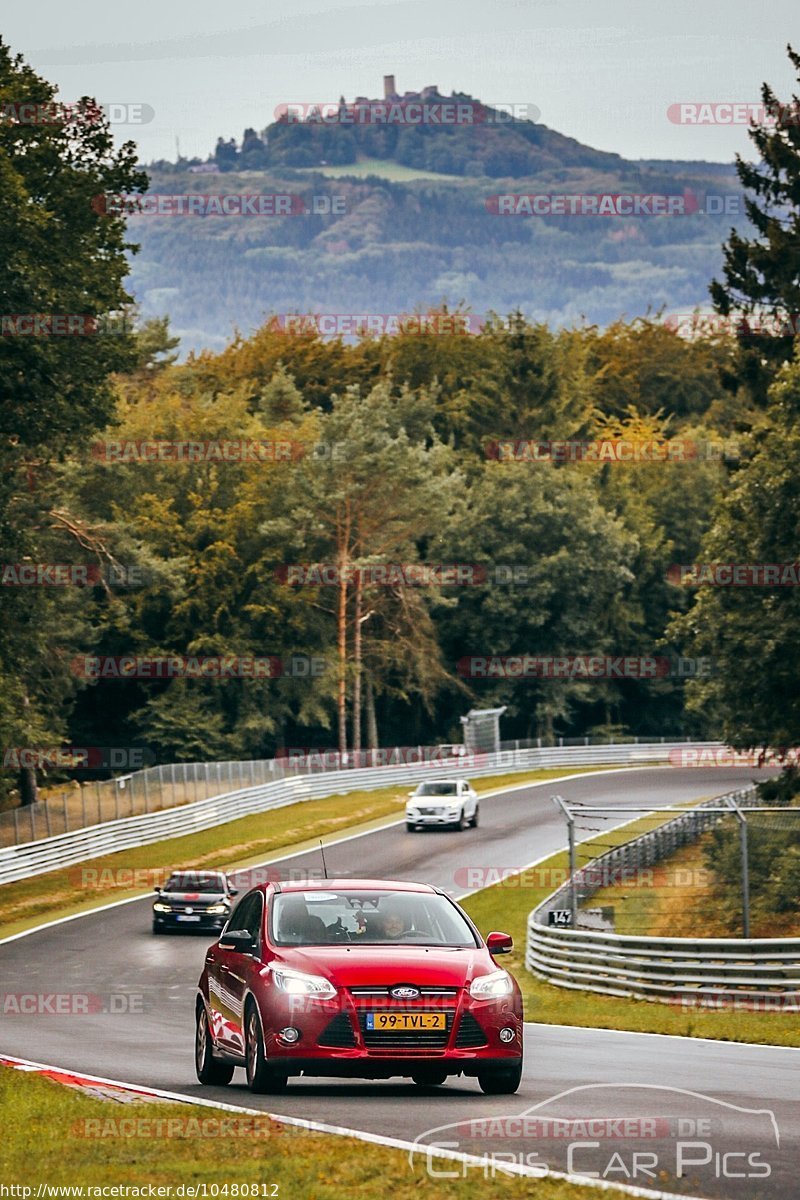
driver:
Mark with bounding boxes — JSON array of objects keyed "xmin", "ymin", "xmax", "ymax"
[{"xmin": 379, "ymin": 903, "xmax": 412, "ymax": 939}]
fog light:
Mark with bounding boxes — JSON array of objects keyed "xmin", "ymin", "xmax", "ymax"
[
  {"xmin": 499, "ymin": 1027, "xmax": 515, "ymax": 1043},
  {"xmin": 279, "ymin": 1026, "xmax": 300, "ymax": 1043}
]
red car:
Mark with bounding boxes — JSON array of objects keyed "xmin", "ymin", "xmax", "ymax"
[{"xmin": 195, "ymin": 879, "xmax": 523, "ymax": 1095}]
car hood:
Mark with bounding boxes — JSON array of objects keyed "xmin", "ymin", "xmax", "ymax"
[
  {"xmin": 268, "ymin": 944, "xmax": 496, "ymax": 989},
  {"xmin": 408, "ymin": 796, "xmax": 460, "ymax": 806}
]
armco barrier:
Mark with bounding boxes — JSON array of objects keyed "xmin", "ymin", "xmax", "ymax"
[
  {"xmin": 526, "ymin": 787, "xmax": 800, "ymax": 1005},
  {"xmin": 0, "ymin": 741, "xmax": 720, "ymax": 886}
]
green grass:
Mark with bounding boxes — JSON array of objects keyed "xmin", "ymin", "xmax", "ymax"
[
  {"xmin": 294, "ymin": 156, "xmax": 461, "ymax": 181},
  {"xmin": 0, "ymin": 1065, "xmax": 636, "ymax": 1197},
  {"xmin": 461, "ymin": 809, "xmax": 800, "ymax": 1048},
  {"xmin": 0, "ymin": 766, "xmax": 615, "ymax": 941}
]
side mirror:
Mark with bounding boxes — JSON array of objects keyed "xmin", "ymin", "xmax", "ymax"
[
  {"xmin": 486, "ymin": 931, "xmax": 513, "ymax": 955},
  {"xmin": 228, "ymin": 887, "xmax": 239, "ymax": 897},
  {"xmin": 219, "ymin": 929, "xmax": 255, "ymax": 953},
  {"xmin": 153, "ymin": 886, "xmax": 161, "ymax": 894},
  {"xmin": 407, "ymin": 792, "xmax": 416, "ymax": 800}
]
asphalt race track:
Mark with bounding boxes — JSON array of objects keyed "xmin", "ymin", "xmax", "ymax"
[{"xmin": 1, "ymin": 766, "xmax": 797, "ymax": 1200}]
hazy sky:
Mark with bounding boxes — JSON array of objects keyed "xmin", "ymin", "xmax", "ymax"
[{"xmin": 3, "ymin": 0, "xmax": 799, "ymax": 164}]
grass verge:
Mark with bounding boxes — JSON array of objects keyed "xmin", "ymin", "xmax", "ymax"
[
  {"xmin": 0, "ymin": 1065, "xmax": 636, "ymax": 1198},
  {"xmin": 0, "ymin": 766, "xmax": 616, "ymax": 941},
  {"xmin": 461, "ymin": 809, "xmax": 800, "ymax": 1048}
]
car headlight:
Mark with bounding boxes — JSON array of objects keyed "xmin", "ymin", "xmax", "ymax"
[
  {"xmin": 153, "ymin": 903, "xmax": 171, "ymax": 913},
  {"xmin": 206, "ymin": 904, "xmax": 228, "ymax": 914},
  {"xmin": 271, "ymin": 966, "xmax": 337, "ymax": 999},
  {"xmin": 469, "ymin": 970, "xmax": 513, "ymax": 999}
]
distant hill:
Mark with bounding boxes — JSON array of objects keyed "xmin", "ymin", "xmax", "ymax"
[{"xmin": 132, "ymin": 80, "xmax": 745, "ymax": 355}]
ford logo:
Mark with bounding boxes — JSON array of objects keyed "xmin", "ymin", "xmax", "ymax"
[{"xmin": 390, "ymin": 985, "xmax": 420, "ymax": 999}]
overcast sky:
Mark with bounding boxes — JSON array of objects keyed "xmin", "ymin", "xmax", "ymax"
[{"xmin": 3, "ymin": 0, "xmax": 799, "ymax": 164}]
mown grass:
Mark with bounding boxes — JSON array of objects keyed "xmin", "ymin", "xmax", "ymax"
[
  {"xmin": 461, "ymin": 810, "xmax": 800, "ymax": 1048},
  {"xmin": 0, "ymin": 766, "xmax": 613, "ymax": 940},
  {"xmin": 0, "ymin": 1066, "xmax": 634, "ymax": 1198}
]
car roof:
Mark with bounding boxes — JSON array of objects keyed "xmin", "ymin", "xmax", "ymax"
[{"xmin": 272, "ymin": 879, "xmax": 437, "ymax": 894}]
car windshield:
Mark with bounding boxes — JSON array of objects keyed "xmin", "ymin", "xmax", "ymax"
[
  {"xmin": 164, "ymin": 872, "xmax": 224, "ymax": 893},
  {"xmin": 415, "ymin": 782, "xmax": 459, "ymax": 796},
  {"xmin": 270, "ymin": 890, "xmax": 479, "ymax": 947}
]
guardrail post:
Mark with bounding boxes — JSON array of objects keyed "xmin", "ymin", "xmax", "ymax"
[
  {"xmin": 63, "ymin": 793, "xmax": 69, "ymax": 832},
  {"xmin": 551, "ymin": 795, "xmax": 577, "ymax": 927}
]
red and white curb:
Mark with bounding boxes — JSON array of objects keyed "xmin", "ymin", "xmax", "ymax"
[{"xmin": 0, "ymin": 1053, "xmax": 708, "ymax": 1199}]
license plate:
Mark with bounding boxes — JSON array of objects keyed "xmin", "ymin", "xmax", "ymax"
[
  {"xmin": 177, "ymin": 915, "xmax": 201, "ymax": 922},
  {"xmin": 366, "ymin": 1011, "xmax": 446, "ymax": 1031}
]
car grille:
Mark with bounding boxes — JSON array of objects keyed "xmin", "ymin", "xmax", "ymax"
[
  {"xmin": 454, "ymin": 1011, "xmax": 488, "ymax": 1048},
  {"xmin": 349, "ymin": 986, "xmax": 459, "ymax": 998},
  {"xmin": 358, "ymin": 1010, "xmax": 454, "ymax": 1049},
  {"xmin": 318, "ymin": 1013, "xmax": 358, "ymax": 1048}
]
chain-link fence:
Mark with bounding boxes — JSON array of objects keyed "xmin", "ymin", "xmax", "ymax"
[{"xmin": 0, "ymin": 735, "xmax": 704, "ymax": 849}]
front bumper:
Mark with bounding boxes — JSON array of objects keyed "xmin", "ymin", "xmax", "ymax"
[
  {"xmin": 261, "ymin": 1055, "xmax": 522, "ymax": 1079},
  {"xmin": 406, "ymin": 809, "xmax": 461, "ymax": 826},
  {"xmin": 153, "ymin": 912, "xmax": 228, "ymax": 932},
  {"xmin": 257, "ymin": 989, "xmax": 523, "ymax": 1077}
]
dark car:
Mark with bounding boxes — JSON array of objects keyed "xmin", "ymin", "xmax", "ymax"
[
  {"xmin": 195, "ymin": 878, "xmax": 523, "ymax": 1095},
  {"xmin": 153, "ymin": 870, "xmax": 238, "ymax": 934}
]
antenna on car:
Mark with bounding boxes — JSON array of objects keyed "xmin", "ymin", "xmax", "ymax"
[{"xmin": 319, "ymin": 839, "xmax": 329, "ymax": 879}]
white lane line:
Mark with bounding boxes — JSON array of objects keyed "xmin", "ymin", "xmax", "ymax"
[
  {"xmin": 530, "ymin": 1021, "xmax": 800, "ymax": 1052},
  {"xmin": 0, "ymin": 1052, "xmax": 711, "ymax": 1200},
  {"xmin": 0, "ymin": 764, "xmax": 667, "ymax": 946}
]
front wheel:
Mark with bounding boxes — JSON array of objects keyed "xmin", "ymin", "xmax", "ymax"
[
  {"xmin": 406, "ymin": 821, "xmax": 418, "ymax": 832},
  {"xmin": 195, "ymin": 1004, "xmax": 234, "ymax": 1085},
  {"xmin": 469, "ymin": 804, "xmax": 479, "ymax": 828},
  {"xmin": 477, "ymin": 1060, "xmax": 523, "ymax": 1095},
  {"xmin": 245, "ymin": 1002, "xmax": 288, "ymax": 1094},
  {"xmin": 456, "ymin": 809, "xmax": 468, "ymax": 831}
]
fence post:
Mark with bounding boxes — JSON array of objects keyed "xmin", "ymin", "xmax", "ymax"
[
  {"xmin": 13, "ymin": 807, "xmax": 20, "ymax": 844},
  {"xmin": 44, "ymin": 801, "xmax": 52, "ymax": 837},
  {"xmin": 143, "ymin": 771, "xmax": 150, "ymax": 814},
  {"xmin": 727, "ymin": 795, "xmax": 751, "ymax": 939},
  {"xmin": 63, "ymin": 793, "xmax": 68, "ymax": 833}
]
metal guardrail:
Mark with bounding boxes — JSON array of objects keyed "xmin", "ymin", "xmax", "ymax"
[
  {"xmin": 0, "ymin": 741, "xmax": 718, "ymax": 886},
  {"xmin": 0, "ymin": 734, "xmax": 702, "ymax": 849},
  {"xmin": 526, "ymin": 787, "xmax": 800, "ymax": 1004}
]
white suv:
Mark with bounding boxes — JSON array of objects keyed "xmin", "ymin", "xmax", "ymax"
[{"xmin": 405, "ymin": 779, "xmax": 479, "ymax": 832}]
